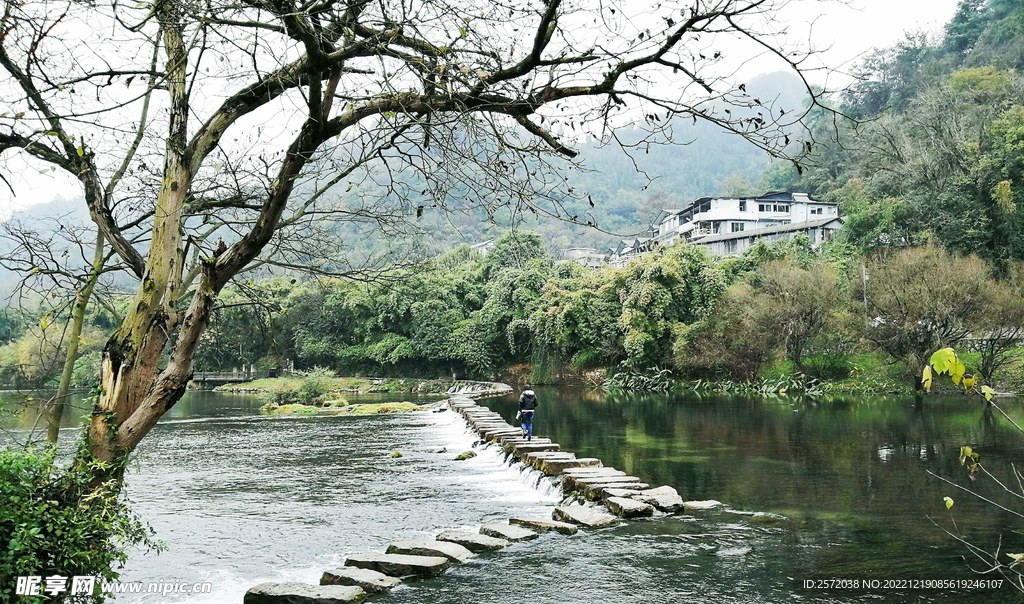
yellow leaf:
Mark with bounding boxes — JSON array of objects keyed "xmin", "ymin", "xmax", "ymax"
[
  {"xmin": 922, "ymin": 365, "xmax": 932, "ymax": 393},
  {"xmin": 39, "ymin": 314, "xmax": 51, "ymax": 331},
  {"xmin": 76, "ymin": 146, "xmax": 84, "ymax": 157},
  {"xmin": 943, "ymin": 496, "xmax": 954, "ymax": 510},
  {"xmin": 959, "ymin": 445, "xmax": 973, "ymax": 465},
  {"xmin": 962, "ymin": 375, "xmax": 977, "ymax": 393},
  {"xmin": 1009, "ymin": 553, "xmax": 1024, "ymax": 567},
  {"xmin": 929, "ymin": 348, "xmax": 956, "ymax": 375},
  {"xmin": 981, "ymin": 385, "xmax": 995, "ymax": 401},
  {"xmin": 950, "ymin": 360, "xmax": 966, "ymax": 385}
]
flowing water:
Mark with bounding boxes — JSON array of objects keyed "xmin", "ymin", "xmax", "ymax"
[{"xmin": 2, "ymin": 387, "xmax": 1023, "ymax": 603}]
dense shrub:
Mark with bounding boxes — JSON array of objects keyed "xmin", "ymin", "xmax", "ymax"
[{"xmin": 0, "ymin": 446, "xmax": 156, "ymax": 602}]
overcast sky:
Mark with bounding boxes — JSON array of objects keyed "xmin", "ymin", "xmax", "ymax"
[{"xmin": 0, "ymin": 0, "xmax": 961, "ymax": 219}]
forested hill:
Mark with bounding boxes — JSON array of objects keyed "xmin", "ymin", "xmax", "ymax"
[{"xmin": 784, "ymin": 0, "xmax": 1024, "ymax": 269}]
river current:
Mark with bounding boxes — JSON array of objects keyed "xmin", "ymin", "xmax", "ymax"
[{"xmin": 3, "ymin": 387, "xmax": 1023, "ymax": 603}]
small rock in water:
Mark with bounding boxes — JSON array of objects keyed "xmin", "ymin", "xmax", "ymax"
[
  {"xmin": 453, "ymin": 451, "xmax": 477, "ymax": 461},
  {"xmin": 436, "ymin": 530, "xmax": 510, "ymax": 552},
  {"xmin": 432, "ymin": 447, "xmax": 448, "ymax": 454},
  {"xmin": 683, "ymin": 500, "xmax": 723, "ymax": 511},
  {"xmin": 390, "ymin": 451, "xmax": 403, "ymax": 458},
  {"xmin": 244, "ymin": 582, "xmax": 365, "ymax": 604},
  {"xmin": 321, "ymin": 567, "xmax": 401, "ymax": 594}
]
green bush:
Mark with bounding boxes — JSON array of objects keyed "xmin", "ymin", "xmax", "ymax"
[
  {"xmin": 0, "ymin": 446, "xmax": 157, "ymax": 602},
  {"xmin": 298, "ymin": 367, "xmax": 336, "ymax": 406}
]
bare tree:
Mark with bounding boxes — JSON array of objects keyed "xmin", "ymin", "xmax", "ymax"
[{"xmin": 1, "ymin": 0, "xmax": 843, "ymax": 472}]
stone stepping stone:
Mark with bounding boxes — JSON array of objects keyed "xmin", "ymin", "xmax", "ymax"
[
  {"xmin": 582, "ymin": 482, "xmax": 649, "ymax": 500},
  {"xmin": 386, "ymin": 539, "xmax": 474, "ymax": 563},
  {"xmin": 562, "ymin": 467, "xmax": 624, "ymax": 478},
  {"xmin": 601, "ymin": 487, "xmax": 644, "ymax": 500},
  {"xmin": 553, "ymin": 506, "xmax": 618, "ymax": 528},
  {"xmin": 566, "ymin": 474, "xmax": 642, "ymax": 491},
  {"xmin": 539, "ymin": 457, "xmax": 602, "ymax": 476},
  {"xmin": 683, "ymin": 500, "xmax": 723, "ymax": 511},
  {"xmin": 510, "ymin": 517, "xmax": 579, "ymax": 535},
  {"xmin": 513, "ymin": 442, "xmax": 560, "ymax": 453},
  {"xmin": 631, "ymin": 486, "xmax": 684, "ymax": 513},
  {"xmin": 436, "ymin": 530, "xmax": 510, "ymax": 552},
  {"xmin": 345, "ymin": 552, "xmax": 449, "ymax": 578},
  {"xmin": 244, "ymin": 582, "xmax": 365, "ymax": 604},
  {"xmin": 522, "ymin": 451, "xmax": 575, "ymax": 462},
  {"xmin": 479, "ymin": 522, "xmax": 539, "ymax": 542},
  {"xmin": 320, "ymin": 567, "xmax": 401, "ymax": 594},
  {"xmin": 499, "ymin": 436, "xmax": 552, "ymax": 446},
  {"xmin": 606, "ymin": 496, "xmax": 656, "ymax": 518}
]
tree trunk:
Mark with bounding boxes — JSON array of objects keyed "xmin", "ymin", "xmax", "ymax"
[
  {"xmin": 47, "ymin": 234, "xmax": 105, "ymax": 443},
  {"xmin": 86, "ymin": 6, "xmax": 191, "ymax": 465}
]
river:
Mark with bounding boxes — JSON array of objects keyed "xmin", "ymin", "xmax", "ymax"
[{"xmin": 2, "ymin": 387, "xmax": 1022, "ymax": 603}]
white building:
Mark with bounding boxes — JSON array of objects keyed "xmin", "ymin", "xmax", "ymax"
[
  {"xmin": 558, "ymin": 247, "xmax": 607, "ymax": 269},
  {"xmin": 611, "ymin": 192, "xmax": 842, "ymax": 262}
]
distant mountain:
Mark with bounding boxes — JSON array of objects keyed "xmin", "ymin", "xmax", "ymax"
[{"xmin": 1, "ymin": 71, "xmax": 808, "ymax": 270}]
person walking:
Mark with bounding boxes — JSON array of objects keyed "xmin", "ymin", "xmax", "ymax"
[{"xmin": 518, "ymin": 388, "xmax": 538, "ymax": 440}]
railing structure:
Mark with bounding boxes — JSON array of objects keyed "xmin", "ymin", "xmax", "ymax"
[{"xmin": 192, "ymin": 369, "xmax": 291, "ymax": 382}]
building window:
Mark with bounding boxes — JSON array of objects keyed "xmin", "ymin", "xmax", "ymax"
[
  {"xmin": 725, "ymin": 240, "xmax": 738, "ymax": 253},
  {"xmin": 739, "ymin": 200, "xmax": 747, "ymax": 211},
  {"xmin": 699, "ymin": 201, "xmax": 711, "ymax": 213},
  {"xmin": 731, "ymin": 222, "xmax": 744, "ymax": 232},
  {"xmin": 758, "ymin": 203, "xmax": 766, "ymax": 212}
]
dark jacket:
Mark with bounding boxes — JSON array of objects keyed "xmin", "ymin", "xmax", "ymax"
[{"xmin": 519, "ymin": 390, "xmax": 538, "ymax": 411}]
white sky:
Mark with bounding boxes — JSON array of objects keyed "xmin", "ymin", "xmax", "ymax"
[{"xmin": 0, "ymin": 0, "xmax": 960, "ymax": 219}]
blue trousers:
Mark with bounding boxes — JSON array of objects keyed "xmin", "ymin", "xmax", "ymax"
[{"xmin": 520, "ymin": 411, "xmax": 534, "ymax": 437}]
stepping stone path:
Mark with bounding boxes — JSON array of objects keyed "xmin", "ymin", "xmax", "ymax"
[
  {"xmin": 248, "ymin": 383, "xmax": 716, "ymax": 603},
  {"xmin": 320, "ymin": 567, "xmax": 401, "ymax": 594}
]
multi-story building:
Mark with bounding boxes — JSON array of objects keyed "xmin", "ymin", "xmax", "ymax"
[{"xmin": 613, "ymin": 192, "xmax": 843, "ymax": 262}]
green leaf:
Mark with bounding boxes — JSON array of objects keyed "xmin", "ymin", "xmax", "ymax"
[
  {"xmin": 76, "ymin": 146, "xmax": 84, "ymax": 157},
  {"xmin": 929, "ymin": 348, "xmax": 956, "ymax": 375},
  {"xmin": 1009, "ymin": 553, "xmax": 1024, "ymax": 567},
  {"xmin": 459, "ymin": 27, "xmax": 467, "ymax": 37},
  {"xmin": 959, "ymin": 445, "xmax": 973, "ymax": 465},
  {"xmin": 950, "ymin": 360, "xmax": 966, "ymax": 385},
  {"xmin": 981, "ymin": 385, "xmax": 996, "ymax": 401},
  {"xmin": 943, "ymin": 496, "xmax": 954, "ymax": 510}
]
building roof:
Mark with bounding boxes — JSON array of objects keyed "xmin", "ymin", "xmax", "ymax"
[
  {"xmin": 657, "ymin": 192, "xmax": 837, "ymax": 224},
  {"xmin": 690, "ymin": 217, "xmax": 844, "ymax": 245}
]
